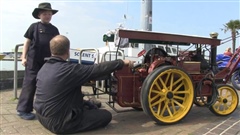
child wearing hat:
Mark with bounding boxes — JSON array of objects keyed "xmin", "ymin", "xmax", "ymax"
[{"xmin": 16, "ymin": 2, "xmax": 60, "ymax": 120}]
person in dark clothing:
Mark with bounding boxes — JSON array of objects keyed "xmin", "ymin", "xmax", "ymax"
[
  {"xmin": 17, "ymin": 2, "xmax": 59, "ymax": 120},
  {"xmin": 34, "ymin": 35, "xmax": 133, "ymax": 134}
]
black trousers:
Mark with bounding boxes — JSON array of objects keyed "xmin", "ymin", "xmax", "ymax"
[
  {"xmin": 37, "ymin": 109, "xmax": 112, "ymax": 134},
  {"xmin": 16, "ymin": 67, "xmax": 38, "ymax": 113}
]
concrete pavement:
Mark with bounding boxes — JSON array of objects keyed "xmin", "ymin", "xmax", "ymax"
[{"xmin": 1, "ymin": 87, "xmax": 240, "ymax": 135}]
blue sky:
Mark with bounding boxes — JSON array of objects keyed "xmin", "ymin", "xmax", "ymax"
[{"xmin": 0, "ymin": 0, "xmax": 239, "ymax": 54}]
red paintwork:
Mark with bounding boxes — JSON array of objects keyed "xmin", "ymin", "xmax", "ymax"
[
  {"xmin": 114, "ymin": 66, "xmax": 147, "ymax": 107},
  {"xmin": 110, "ymin": 30, "xmax": 239, "ymax": 108}
]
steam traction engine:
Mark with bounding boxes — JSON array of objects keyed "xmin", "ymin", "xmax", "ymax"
[{"xmin": 100, "ymin": 29, "xmax": 239, "ymax": 124}]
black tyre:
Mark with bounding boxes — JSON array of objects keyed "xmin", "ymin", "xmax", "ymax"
[{"xmin": 231, "ymin": 69, "xmax": 240, "ymax": 90}]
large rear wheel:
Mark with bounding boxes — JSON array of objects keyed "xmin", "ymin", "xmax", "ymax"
[
  {"xmin": 141, "ymin": 66, "xmax": 194, "ymax": 124},
  {"xmin": 209, "ymin": 84, "xmax": 239, "ymax": 116}
]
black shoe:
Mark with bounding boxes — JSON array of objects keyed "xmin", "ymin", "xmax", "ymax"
[
  {"xmin": 89, "ymin": 98, "xmax": 102, "ymax": 108},
  {"xmin": 17, "ymin": 111, "xmax": 35, "ymax": 120},
  {"xmin": 83, "ymin": 92, "xmax": 102, "ymax": 108}
]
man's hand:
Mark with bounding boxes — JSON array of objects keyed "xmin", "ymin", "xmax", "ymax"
[{"xmin": 123, "ymin": 59, "xmax": 134, "ymax": 68}]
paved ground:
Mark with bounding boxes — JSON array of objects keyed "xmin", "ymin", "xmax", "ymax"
[{"xmin": 0, "ymin": 86, "xmax": 240, "ymax": 135}]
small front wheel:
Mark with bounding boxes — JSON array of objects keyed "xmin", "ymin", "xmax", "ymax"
[{"xmin": 209, "ymin": 84, "xmax": 239, "ymax": 116}]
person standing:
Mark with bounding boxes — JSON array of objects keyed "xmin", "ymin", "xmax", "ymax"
[{"xmin": 17, "ymin": 2, "xmax": 59, "ymax": 120}]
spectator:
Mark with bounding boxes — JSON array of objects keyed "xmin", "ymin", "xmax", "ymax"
[
  {"xmin": 16, "ymin": 2, "xmax": 59, "ymax": 120},
  {"xmin": 224, "ymin": 47, "xmax": 233, "ymax": 57}
]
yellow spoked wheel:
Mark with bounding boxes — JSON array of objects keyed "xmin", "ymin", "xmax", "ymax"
[
  {"xmin": 141, "ymin": 66, "xmax": 194, "ymax": 124},
  {"xmin": 209, "ymin": 84, "xmax": 239, "ymax": 116}
]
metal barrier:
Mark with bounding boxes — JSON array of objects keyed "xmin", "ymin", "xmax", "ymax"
[
  {"xmin": 14, "ymin": 44, "xmax": 23, "ymax": 99},
  {"xmin": 78, "ymin": 49, "xmax": 125, "ymax": 96},
  {"xmin": 79, "ymin": 48, "xmax": 100, "ymax": 89},
  {"xmin": 101, "ymin": 50, "xmax": 125, "ymax": 62},
  {"xmin": 79, "ymin": 48, "xmax": 99, "ymax": 64},
  {"xmin": 100, "ymin": 50, "xmax": 125, "ymax": 62},
  {"xmin": 100, "ymin": 50, "xmax": 125, "ymax": 91}
]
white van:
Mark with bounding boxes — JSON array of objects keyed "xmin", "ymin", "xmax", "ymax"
[
  {"xmin": 156, "ymin": 44, "xmax": 179, "ymax": 56},
  {"xmin": 69, "ymin": 43, "xmax": 180, "ymax": 64}
]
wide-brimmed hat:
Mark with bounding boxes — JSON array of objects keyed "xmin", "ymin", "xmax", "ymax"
[{"xmin": 32, "ymin": 2, "xmax": 58, "ymax": 19}]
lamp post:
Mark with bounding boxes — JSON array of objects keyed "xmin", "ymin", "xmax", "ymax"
[{"xmin": 141, "ymin": 0, "xmax": 152, "ymax": 51}]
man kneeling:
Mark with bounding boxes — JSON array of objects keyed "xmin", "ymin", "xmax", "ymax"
[{"xmin": 34, "ymin": 35, "xmax": 132, "ymax": 134}]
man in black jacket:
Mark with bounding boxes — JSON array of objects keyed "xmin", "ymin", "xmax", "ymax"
[{"xmin": 34, "ymin": 35, "xmax": 132, "ymax": 134}]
